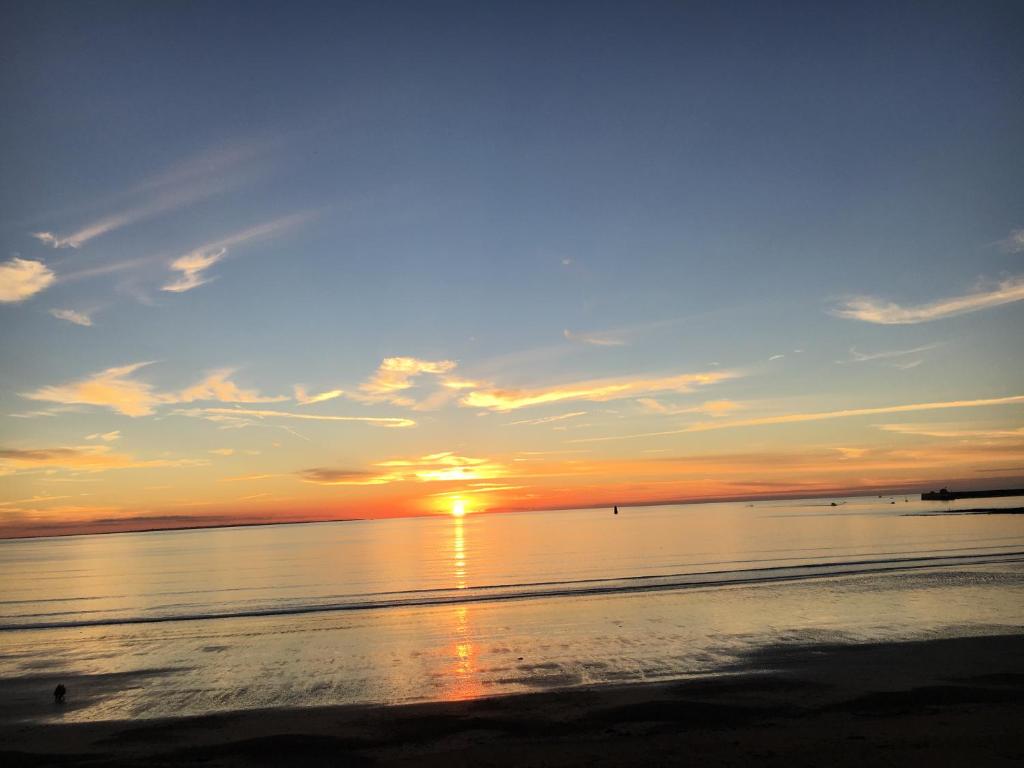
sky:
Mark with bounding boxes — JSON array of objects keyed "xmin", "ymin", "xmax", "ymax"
[{"xmin": 1, "ymin": 0, "xmax": 1023, "ymax": 538}]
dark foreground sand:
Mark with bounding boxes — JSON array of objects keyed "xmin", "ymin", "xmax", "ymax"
[{"xmin": 2, "ymin": 633, "xmax": 1022, "ymax": 767}]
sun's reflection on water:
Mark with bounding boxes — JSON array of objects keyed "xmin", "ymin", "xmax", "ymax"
[
  {"xmin": 453, "ymin": 515, "xmax": 467, "ymax": 589},
  {"xmin": 443, "ymin": 516, "xmax": 484, "ymax": 699}
]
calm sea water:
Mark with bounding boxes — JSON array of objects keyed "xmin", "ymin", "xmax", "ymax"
[{"xmin": 1, "ymin": 494, "xmax": 1023, "ymax": 723}]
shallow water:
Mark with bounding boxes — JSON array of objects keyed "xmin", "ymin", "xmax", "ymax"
[{"xmin": 1, "ymin": 494, "xmax": 1022, "ymax": 722}]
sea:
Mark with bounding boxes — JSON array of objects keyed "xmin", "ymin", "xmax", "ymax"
[{"xmin": 1, "ymin": 493, "xmax": 1022, "ymax": 723}]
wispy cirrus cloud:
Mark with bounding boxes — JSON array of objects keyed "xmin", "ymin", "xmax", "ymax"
[
  {"xmin": 636, "ymin": 398, "xmax": 743, "ymax": 417},
  {"xmin": 21, "ymin": 363, "xmax": 287, "ymax": 417},
  {"xmin": 462, "ymin": 369, "xmax": 737, "ymax": 412},
  {"xmin": 572, "ymin": 394, "xmax": 1024, "ymax": 443},
  {"xmin": 563, "ymin": 328, "xmax": 628, "ymax": 346},
  {"xmin": 999, "ymin": 228, "xmax": 1024, "ymax": 253},
  {"xmin": 507, "ymin": 411, "xmax": 588, "ymax": 426},
  {"xmin": 31, "ymin": 141, "xmax": 273, "ymax": 250},
  {"xmin": 162, "ymin": 213, "xmax": 310, "ymax": 293},
  {"xmin": 845, "ymin": 343, "xmax": 941, "ymax": 362},
  {"xmin": 32, "ymin": 183, "xmax": 224, "ymax": 250},
  {"xmin": 181, "ymin": 407, "xmax": 415, "ymax": 428},
  {"xmin": 876, "ymin": 423, "xmax": 1024, "ymax": 439},
  {"xmin": 293, "ymin": 385, "xmax": 345, "ymax": 406},
  {"xmin": 0, "ymin": 258, "xmax": 55, "ymax": 302},
  {"xmin": 49, "ymin": 308, "xmax": 93, "ymax": 326},
  {"xmin": 163, "ymin": 248, "xmax": 226, "ymax": 293},
  {"xmin": 833, "ymin": 276, "xmax": 1024, "ymax": 324},
  {"xmin": 85, "ymin": 430, "xmax": 120, "ymax": 442},
  {"xmin": 837, "ymin": 342, "xmax": 941, "ymax": 370}
]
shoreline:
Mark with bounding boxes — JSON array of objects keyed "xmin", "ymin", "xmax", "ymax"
[
  {"xmin": 3, "ymin": 633, "xmax": 1022, "ymax": 766},
  {"xmin": 5, "ymin": 482, "xmax": 1021, "ymax": 541},
  {"xmin": 4, "ymin": 551, "xmax": 1021, "ymax": 633}
]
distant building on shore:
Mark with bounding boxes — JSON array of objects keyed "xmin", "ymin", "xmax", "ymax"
[{"xmin": 922, "ymin": 487, "xmax": 1024, "ymax": 501}]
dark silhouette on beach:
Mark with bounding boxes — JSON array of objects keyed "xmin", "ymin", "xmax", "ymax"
[
  {"xmin": 613, "ymin": 505, "xmax": 618, "ymax": 515},
  {"xmin": 53, "ymin": 683, "xmax": 66, "ymax": 704}
]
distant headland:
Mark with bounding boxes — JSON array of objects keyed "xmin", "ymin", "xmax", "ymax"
[{"xmin": 921, "ymin": 487, "xmax": 1024, "ymax": 501}]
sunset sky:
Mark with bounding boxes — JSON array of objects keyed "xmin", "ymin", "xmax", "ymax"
[{"xmin": 2, "ymin": 1, "xmax": 1023, "ymax": 537}]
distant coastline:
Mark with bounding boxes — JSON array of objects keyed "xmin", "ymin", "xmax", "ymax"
[
  {"xmin": 921, "ymin": 487, "xmax": 1024, "ymax": 501},
  {"xmin": 3, "ymin": 478, "xmax": 1023, "ymax": 542},
  {"xmin": 0, "ymin": 517, "xmax": 363, "ymax": 543}
]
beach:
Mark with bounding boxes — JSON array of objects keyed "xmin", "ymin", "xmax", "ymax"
[
  {"xmin": 2, "ymin": 498, "xmax": 1022, "ymax": 764},
  {"xmin": 2, "ymin": 633, "xmax": 1022, "ymax": 766}
]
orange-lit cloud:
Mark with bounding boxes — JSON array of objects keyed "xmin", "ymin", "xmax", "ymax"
[
  {"xmin": 440, "ymin": 377, "xmax": 481, "ymax": 390},
  {"xmin": 375, "ymin": 451, "xmax": 509, "ymax": 482},
  {"xmin": 22, "ymin": 362, "xmax": 162, "ymax": 417},
  {"xmin": 163, "ymin": 247, "xmax": 226, "ymax": 292},
  {"xmin": 162, "ymin": 213, "xmax": 310, "ymax": 293},
  {"xmin": 463, "ymin": 369, "xmax": 736, "ymax": 411},
  {"xmin": 0, "ymin": 258, "xmax": 55, "ymax": 302},
  {"xmin": 0, "ymin": 445, "xmax": 203, "ymax": 474},
  {"xmin": 22, "ymin": 363, "xmax": 287, "ymax": 417},
  {"xmin": 177, "ymin": 370, "xmax": 288, "ymax": 405},
  {"xmin": 293, "ymin": 385, "xmax": 345, "ymax": 405},
  {"xmin": 833, "ymin": 275, "xmax": 1024, "ymax": 324},
  {"xmin": 636, "ymin": 398, "xmax": 743, "ymax": 417},
  {"xmin": 876, "ymin": 423, "xmax": 1024, "ymax": 439},
  {"xmin": 297, "ymin": 468, "xmax": 397, "ymax": 485},
  {"xmin": 353, "ymin": 357, "xmax": 457, "ymax": 406},
  {"xmin": 85, "ymin": 430, "xmax": 121, "ymax": 442},
  {"xmin": 297, "ymin": 452, "xmax": 509, "ymax": 487}
]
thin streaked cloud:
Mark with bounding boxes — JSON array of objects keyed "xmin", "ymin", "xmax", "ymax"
[
  {"xmin": 293, "ymin": 386, "xmax": 345, "ymax": 406},
  {"xmin": 845, "ymin": 343, "xmax": 942, "ymax": 363},
  {"xmin": 85, "ymin": 430, "xmax": 121, "ymax": 442},
  {"xmin": 49, "ymin": 308, "xmax": 93, "ymax": 326},
  {"xmin": 33, "ymin": 181, "xmax": 222, "ymax": 250},
  {"xmin": 563, "ymin": 328, "xmax": 628, "ymax": 346},
  {"xmin": 180, "ymin": 407, "xmax": 415, "ymax": 428},
  {"xmin": 31, "ymin": 141, "xmax": 272, "ymax": 250},
  {"xmin": 636, "ymin": 398, "xmax": 743, "ymax": 417},
  {"xmin": 507, "ymin": 411, "xmax": 588, "ymax": 426},
  {"xmin": 463, "ymin": 369, "xmax": 737, "ymax": 412},
  {"xmin": 572, "ymin": 394, "xmax": 1024, "ymax": 443},
  {"xmin": 833, "ymin": 276, "xmax": 1024, "ymax": 324},
  {"xmin": 162, "ymin": 213, "xmax": 310, "ymax": 293},
  {"xmin": 876, "ymin": 423, "xmax": 1024, "ymax": 439}
]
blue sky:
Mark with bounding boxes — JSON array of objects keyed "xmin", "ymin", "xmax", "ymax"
[{"xmin": 1, "ymin": 1, "xmax": 1022, "ymax": 536}]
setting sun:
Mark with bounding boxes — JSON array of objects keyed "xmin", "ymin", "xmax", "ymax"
[{"xmin": 451, "ymin": 499, "xmax": 467, "ymax": 517}]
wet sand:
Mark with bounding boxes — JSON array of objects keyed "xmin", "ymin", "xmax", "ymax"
[{"xmin": 1, "ymin": 633, "xmax": 1022, "ymax": 766}]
